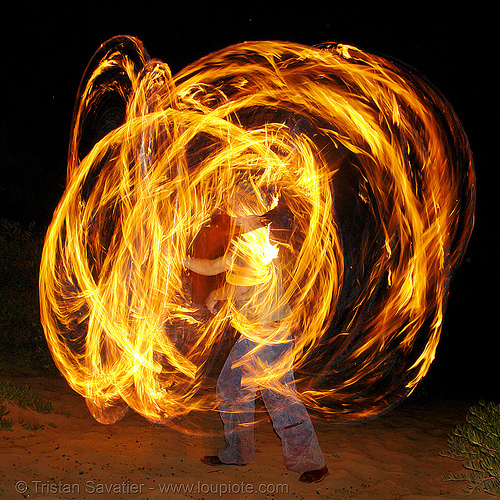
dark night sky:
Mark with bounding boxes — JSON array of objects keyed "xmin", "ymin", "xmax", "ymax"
[{"xmin": 1, "ymin": 3, "xmax": 497, "ymax": 400}]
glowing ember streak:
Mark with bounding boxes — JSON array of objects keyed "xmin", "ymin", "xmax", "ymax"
[{"xmin": 39, "ymin": 36, "xmax": 475, "ymax": 424}]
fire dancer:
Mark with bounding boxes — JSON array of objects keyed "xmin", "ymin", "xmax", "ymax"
[{"xmin": 184, "ymin": 186, "xmax": 328, "ymax": 483}]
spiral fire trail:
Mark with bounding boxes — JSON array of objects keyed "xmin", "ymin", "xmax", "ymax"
[{"xmin": 39, "ymin": 36, "xmax": 475, "ymax": 424}]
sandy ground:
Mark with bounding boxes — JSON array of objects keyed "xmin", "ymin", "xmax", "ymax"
[{"xmin": 0, "ymin": 359, "xmax": 492, "ymax": 500}]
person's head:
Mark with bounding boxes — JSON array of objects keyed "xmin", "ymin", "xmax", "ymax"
[
  {"xmin": 229, "ymin": 183, "xmax": 261, "ymax": 213},
  {"xmin": 226, "ymin": 182, "xmax": 267, "ymax": 229},
  {"xmin": 226, "ymin": 181, "xmax": 292, "ymax": 237}
]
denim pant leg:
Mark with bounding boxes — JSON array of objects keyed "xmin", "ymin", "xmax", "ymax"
[
  {"xmin": 259, "ymin": 343, "xmax": 326, "ymax": 474},
  {"xmin": 216, "ymin": 337, "xmax": 256, "ymax": 465}
]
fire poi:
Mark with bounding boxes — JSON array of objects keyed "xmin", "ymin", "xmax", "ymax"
[{"xmin": 39, "ymin": 36, "xmax": 475, "ymax": 426}]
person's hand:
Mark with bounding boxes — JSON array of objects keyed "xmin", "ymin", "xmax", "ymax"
[{"xmin": 205, "ymin": 291, "xmax": 219, "ymax": 314}]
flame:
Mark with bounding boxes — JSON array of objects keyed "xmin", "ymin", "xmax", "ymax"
[{"xmin": 39, "ymin": 36, "xmax": 475, "ymax": 424}]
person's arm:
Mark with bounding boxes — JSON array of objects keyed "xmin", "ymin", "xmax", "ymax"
[{"xmin": 184, "ymin": 254, "xmax": 231, "ymax": 276}]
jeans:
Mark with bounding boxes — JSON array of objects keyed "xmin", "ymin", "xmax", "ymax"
[{"xmin": 216, "ymin": 334, "xmax": 326, "ymax": 474}]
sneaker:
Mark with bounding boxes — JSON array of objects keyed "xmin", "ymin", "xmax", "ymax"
[
  {"xmin": 299, "ymin": 465, "xmax": 329, "ymax": 483},
  {"xmin": 200, "ymin": 455, "xmax": 246, "ymax": 466}
]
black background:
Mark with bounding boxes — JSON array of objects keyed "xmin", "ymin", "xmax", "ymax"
[{"xmin": 1, "ymin": 3, "xmax": 497, "ymax": 400}]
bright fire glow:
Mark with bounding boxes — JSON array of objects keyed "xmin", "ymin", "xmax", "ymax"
[{"xmin": 39, "ymin": 37, "xmax": 475, "ymax": 424}]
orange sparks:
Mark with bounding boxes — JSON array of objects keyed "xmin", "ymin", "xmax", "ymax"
[{"xmin": 39, "ymin": 37, "xmax": 475, "ymax": 425}]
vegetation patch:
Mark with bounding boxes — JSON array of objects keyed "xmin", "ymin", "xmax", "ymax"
[{"xmin": 442, "ymin": 401, "xmax": 500, "ymax": 496}]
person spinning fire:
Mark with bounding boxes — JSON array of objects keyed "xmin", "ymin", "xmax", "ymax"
[{"xmin": 184, "ymin": 185, "xmax": 328, "ymax": 483}]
